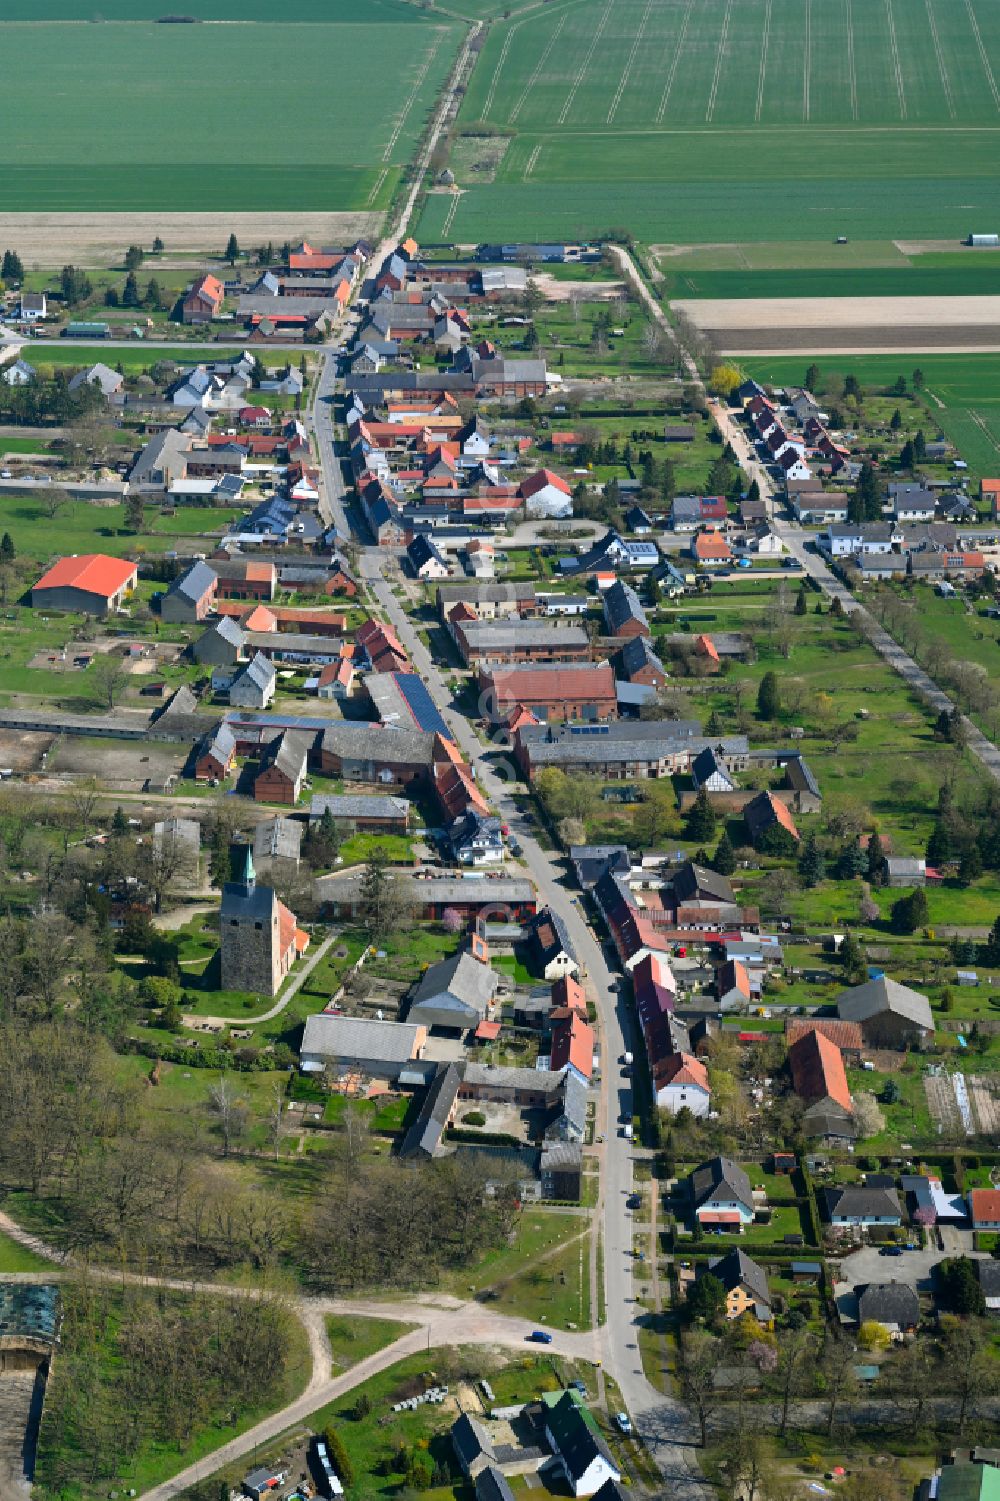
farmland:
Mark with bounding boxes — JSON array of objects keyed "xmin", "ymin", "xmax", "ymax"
[
  {"xmin": 0, "ymin": 18, "xmax": 459, "ymax": 211},
  {"xmin": 421, "ymin": 0, "xmax": 1000, "ymax": 244}
]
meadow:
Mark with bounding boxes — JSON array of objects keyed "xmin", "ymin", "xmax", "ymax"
[
  {"xmin": 0, "ymin": 18, "xmax": 458, "ymax": 211},
  {"xmin": 423, "ymin": 0, "xmax": 1000, "ymax": 244}
]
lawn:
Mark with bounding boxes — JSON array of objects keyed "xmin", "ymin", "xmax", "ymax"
[
  {"xmin": 325, "ymin": 1314, "xmax": 418, "ymax": 1374},
  {"xmin": 337, "ymin": 831, "xmax": 416, "ymax": 865},
  {"xmin": 440, "ymin": 1209, "xmax": 589, "ymax": 1313},
  {"xmin": 423, "ymin": 0, "xmax": 1000, "ymax": 244},
  {"xmin": 0, "ymin": 18, "xmax": 459, "ymax": 210},
  {"xmin": 0, "ymin": 1227, "xmax": 53, "ymax": 1272},
  {"xmin": 0, "ymin": 492, "xmax": 239, "ymax": 566}
]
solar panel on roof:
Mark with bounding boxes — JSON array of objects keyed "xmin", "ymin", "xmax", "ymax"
[{"xmin": 393, "ymin": 674, "xmax": 453, "ymax": 741}]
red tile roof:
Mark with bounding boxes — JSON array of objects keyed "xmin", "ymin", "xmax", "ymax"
[
  {"xmin": 33, "ymin": 553, "xmax": 137, "ymax": 600},
  {"xmin": 520, "ymin": 468, "xmax": 571, "ymax": 499},
  {"xmin": 970, "ymin": 1188, "xmax": 1000, "ymax": 1222},
  {"xmin": 549, "ymin": 1010, "xmax": 594, "ymax": 1079},
  {"xmin": 785, "ymin": 1018, "xmax": 864, "ymax": 1052},
  {"xmin": 660, "ymin": 1052, "xmax": 709, "ymax": 1092},
  {"xmin": 551, "ymin": 974, "xmax": 586, "ymax": 1013},
  {"xmin": 789, "ymin": 1030, "xmax": 853, "ymax": 1113}
]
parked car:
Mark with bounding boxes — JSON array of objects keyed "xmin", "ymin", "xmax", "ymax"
[
  {"xmin": 879, "ymin": 1245, "xmax": 903, "ymax": 1257},
  {"xmin": 527, "ymin": 1329, "xmax": 553, "ymax": 1344},
  {"xmin": 616, "ymin": 1412, "xmax": 633, "ymax": 1435}
]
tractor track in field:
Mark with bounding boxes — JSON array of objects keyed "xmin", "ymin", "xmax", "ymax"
[
  {"xmin": 607, "ymin": 0, "xmax": 654, "ymax": 123},
  {"xmin": 656, "ymin": 0, "xmax": 694, "ymax": 123},
  {"xmin": 925, "ymin": 0, "xmax": 956, "ymax": 119},
  {"xmin": 509, "ymin": 10, "xmax": 568, "ymax": 122},
  {"xmin": 755, "ymin": 0, "xmax": 771, "ymax": 121},
  {"xmin": 966, "ymin": 0, "xmax": 1000, "ymax": 110},
  {"xmin": 802, "ymin": 0, "xmax": 811, "ymax": 121},
  {"xmin": 885, "ymin": 0, "xmax": 908, "ymax": 119},
  {"xmin": 846, "ymin": 0, "xmax": 859, "ymax": 118},
  {"xmin": 705, "ymin": 0, "xmax": 733, "ymax": 123},
  {"xmin": 382, "ymin": 33, "xmax": 438, "ymax": 161},
  {"xmin": 557, "ymin": 0, "xmax": 613, "ymax": 124}
]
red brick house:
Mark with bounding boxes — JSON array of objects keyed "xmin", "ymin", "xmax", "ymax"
[
  {"xmin": 215, "ymin": 561, "xmax": 277, "ymax": 602},
  {"xmin": 182, "ymin": 274, "xmax": 224, "ymax": 326}
]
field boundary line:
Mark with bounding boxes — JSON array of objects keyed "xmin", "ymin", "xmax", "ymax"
[
  {"xmin": 925, "ymin": 0, "xmax": 956, "ymax": 119},
  {"xmin": 803, "ymin": 0, "xmax": 811, "ymax": 121},
  {"xmin": 656, "ymin": 0, "xmax": 694, "ymax": 123},
  {"xmin": 845, "ymin": 0, "xmax": 858, "ymax": 119},
  {"xmin": 607, "ymin": 0, "xmax": 654, "ymax": 123},
  {"xmin": 382, "ymin": 31, "xmax": 438, "ymax": 161},
  {"xmin": 557, "ymin": 0, "xmax": 613, "ymax": 124},
  {"xmin": 965, "ymin": 0, "xmax": 1000, "ymax": 111},
  {"xmin": 884, "ymin": 0, "xmax": 907, "ymax": 120},
  {"xmin": 510, "ymin": 10, "xmax": 568, "ymax": 122},
  {"xmin": 706, "ymin": 0, "xmax": 733, "ymax": 123},
  {"xmin": 755, "ymin": 0, "xmax": 772, "ymax": 122}
]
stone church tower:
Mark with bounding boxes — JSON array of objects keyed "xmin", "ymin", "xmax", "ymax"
[{"xmin": 220, "ymin": 842, "xmax": 294, "ymax": 997}]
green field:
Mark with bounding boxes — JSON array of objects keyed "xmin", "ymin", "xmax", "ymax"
[
  {"xmin": 421, "ymin": 0, "xmax": 1000, "ymax": 243},
  {"xmin": 657, "ymin": 263, "xmax": 1000, "ymax": 301},
  {"xmin": 0, "ymin": 19, "xmax": 458, "ymax": 210}
]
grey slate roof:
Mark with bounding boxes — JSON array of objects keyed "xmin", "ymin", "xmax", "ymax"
[
  {"xmin": 617, "ymin": 635, "xmax": 662, "ymax": 679},
  {"xmin": 220, "ymin": 874, "xmax": 276, "ymax": 923},
  {"xmin": 475, "ymin": 1467, "xmax": 517, "ymax": 1501},
  {"xmin": 409, "ymin": 951, "xmax": 498, "ymax": 1022},
  {"xmin": 603, "ymin": 579, "xmax": 648, "ymax": 635},
  {"xmin": 545, "ymin": 1391, "xmax": 617, "ymax": 1484},
  {"xmin": 400, "ymin": 1061, "xmax": 463, "ymax": 1158},
  {"xmin": 823, "ymin": 1185, "xmax": 901, "ymax": 1221},
  {"xmin": 459, "ymin": 620, "xmax": 589, "ymax": 654},
  {"xmin": 836, "ymin": 976, "xmax": 933, "ymax": 1032},
  {"xmin": 300, "ymin": 1013, "xmax": 422, "ymax": 1065},
  {"xmin": 690, "ymin": 1156, "xmax": 754, "ymax": 1213},
  {"xmin": 708, "ymin": 1248, "xmax": 771, "ymax": 1309},
  {"xmin": 261, "ymin": 729, "xmax": 309, "ymax": 782},
  {"xmin": 199, "ymin": 720, "xmax": 236, "ymax": 766},
  {"xmin": 253, "ymin": 816, "xmax": 302, "ymax": 863},
  {"xmin": 309, "ymin": 793, "xmax": 410, "ymax": 823},
  {"xmin": 319, "ymin": 722, "xmax": 436, "ymax": 767},
  {"xmin": 233, "ymin": 651, "xmax": 276, "ymax": 696},
  {"xmin": 451, "ymin": 1413, "xmax": 496, "ymax": 1470},
  {"xmin": 166, "ymin": 559, "xmax": 217, "ymax": 606},
  {"xmin": 856, "ymin": 1281, "xmax": 919, "ymax": 1327}
]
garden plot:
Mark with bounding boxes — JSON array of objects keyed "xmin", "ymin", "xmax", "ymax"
[
  {"xmin": 969, "ymin": 1074, "xmax": 1000, "ymax": 1135},
  {"xmin": 924, "ymin": 1071, "xmax": 962, "ymax": 1134}
]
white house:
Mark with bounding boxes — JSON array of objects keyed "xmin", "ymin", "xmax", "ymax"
[
  {"xmin": 656, "ymin": 1052, "xmax": 711, "ymax": 1116},
  {"xmin": 544, "ymin": 1392, "xmax": 622, "ymax": 1497},
  {"xmin": 753, "ymin": 529, "xmax": 784, "ymax": 555},
  {"xmin": 521, "ymin": 468, "xmax": 573, "ymax": 520},
  {"xmin": 1, "ymin": 358, "xmax": 35, "ymax": 386},
  {"xmin": 890, "ymin": 484, "xmax": 935, "ymax": 522},
  {"xmin": 824, "ymin": 522, "xmax": 896, "ymax": 557},
  {"xmin": 17, "ymin": 292, "xmax": 46, "ymax": 322}
]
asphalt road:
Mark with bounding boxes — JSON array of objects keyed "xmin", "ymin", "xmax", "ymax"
[{"xmin": 360, "ymin": 555, "xmax": 708, "ymax": 1496}]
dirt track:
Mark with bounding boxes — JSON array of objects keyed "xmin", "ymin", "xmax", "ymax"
[{"xmin": 0, "ymin": 212, "xmax": 383, "ymax": 265}]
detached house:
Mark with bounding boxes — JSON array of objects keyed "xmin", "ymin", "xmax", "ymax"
[
  {"xmin": 183, "ymin": 273, "xmax": 224, "ymax": 325},
  {"xmin": 970, "ymin": 1188, "xmax": 1000, "ymax": 1231},
  {"xmin": 822, "ymin": 1184, "xmax": 901, "ymax": 1228},
  {"xmin": 690, "ymin": 1156, "xmax": 755, "ymax": 1232},
  {"xmin": 528, "ymin": 907, "xmax": 578, "ymax": 980},
  {"xmin": 521, "ymin": 468, "xmax": 573, "ymax": 520},
  {"xmin": 705, "ymin": 1248, "xmax": 772, "ymax": 1323},
  {"xmin": 543, "ymin": 1391, "xmax": 621, "ymax": 1498},
  {"xmin": 657, "ymin": 1052, "xmax": 711, "ymax": 1117},
  {"xmin": 691, "ymin": 528, "xmax": 732, "ymax": 567}
]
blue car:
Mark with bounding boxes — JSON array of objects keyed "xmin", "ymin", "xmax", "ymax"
[{"xmin": 528, "ymin": 1330, "xmax": 553, "ymax": 1344}]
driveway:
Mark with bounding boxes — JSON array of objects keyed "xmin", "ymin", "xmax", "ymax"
[{"xmin": 832, "ymin": 1239, "xmax": 987, "ymax": 1318}]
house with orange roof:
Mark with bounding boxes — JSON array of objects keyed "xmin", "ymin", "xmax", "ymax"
[
  {"xmin": 690, "ymin": 528, "xmax": 733, "ymax": 567},
  {"xmin": 694, "ymin": 633, "xmax": 721, "ymax": 670},
  {"xmin": 215, "ymin": 559, "xmax": 277, "ymax": 602},
  {"xmin": 549, "ymin": 1009, "xmax": 594, "ymax": 1083},
  {"xmin": 182, "ymin": 273, "xmax": 224, "ymax": 325},
  {"xmin": 656, "ymin": 1052, "xmax": 711, "ymax": 1116},
  {"xmin": 744, "ymin": 789, "xmax": 800, "ymax": 846},
  {"xmin": 551, "ymin": 974, "xmax": 587, "ymax": 1014},
  {"xmin": 789, "ymin": 1030, "xmax": 856, "ymax": 1140},
  {"xmin": 970, "ymin": 1188, "xmax": 1000, "ymax": 1230},
  {"xmin": 714, "ymin": 958, "xmax": 753, "ymax": 1011},
  {"xmin": 31, "ymin": 554, "xmax": 137, "ymax": 616},
  {"xmin": 520, "ymin": 468, "xmax": 573, "ymax": 520}
]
